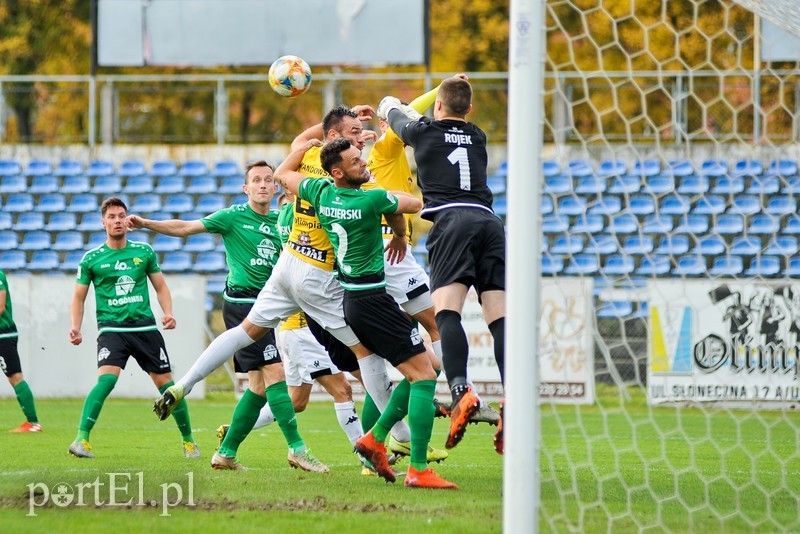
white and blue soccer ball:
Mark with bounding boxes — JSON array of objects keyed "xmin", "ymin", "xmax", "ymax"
[{"xmin": 268, "ymin": 55, "xmax": 312, "ymax": 98}]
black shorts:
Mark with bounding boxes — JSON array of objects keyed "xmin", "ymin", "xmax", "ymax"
[
  {"xmin": 222, "ymin": 292, "xmax": 281, "ymax": 373},
  {"xmin": 427, "ymin": 208, "xmax": 506, "ymax": 294},
  {"xmin": 0, "ymin": 336, "xmax": 22, "ymax": 376},
  {"xmin": 343, "ymin": 288, "xmax": 426, "ymax": 368},
  {"xmin": 306, "ymin": 314, "xmax": 359, "ymax": 373},
  {"xmin": 96, "ymin": 330, "xmax": 171, "ymax": 374}
]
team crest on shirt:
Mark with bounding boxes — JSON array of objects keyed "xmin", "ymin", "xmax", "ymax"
[
  {"xmin": 257, "ymin": 239, "xmax": 277, "ymax": 259},
  {"xmin": 115, "ymin": 275, "xmax": 135, "ymax": 296},
  {"xmin": 298, "ymin": 232, "xmax": 311, "ymax": 246},
  {"xmin": 133, "ymin": 257, "xmax": 142, "ymax": 266},
  {"xmin": 97, "ymin": 347, "xmax": 110, "ymax": 362},
  {"xmin": 263, "ymin": 344, "xmax": 278, "ymax": 361},
  {"xmin": 410, "ymin": 328, "xmax": 423, "ymax": 345}
]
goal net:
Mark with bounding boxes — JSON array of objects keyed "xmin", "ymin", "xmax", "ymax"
[{"xmin": 537, "ymin": 0, "xmax": 800, "ymax": 531}]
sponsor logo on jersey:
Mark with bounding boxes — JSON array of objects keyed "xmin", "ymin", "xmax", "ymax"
[
  {"xmin": 97, "ymin": 347, "xmax": 110, "ymax": 362},
  {"xmin": 287, "ymin": 241, "xmax": 328, "ymax": 263},
  {"xmin": 109, "ymin": 275, "xmax": 144, "ymax": 306},
  {"xmin": 319, "ymin": 205, "xmax": 362, "ymax": 220},
  {"xmin": 263, "ymin": 344, "xmax": 278, "ymax": 361},
  {"xmin": 114, "ymin": 260, "xmax": 131, "ymax": 271},
  {"xmin": 332, "ymin": 196, "xmax": 343, "ymax": 206},
  {"xmin": 258, "ymin": 222, "xmax": 273, "ymax": 235},
  {"xmin": 101, "ymin": 263, "xmax": 111, "ymax": 268},
  {"xmin": 408, "ymin": 277, "xmax": 418, "ymax": 287},
  {"xmin": 296, "ymin": 219, "xmax": 323, "ymax": 230},
  {"xmin": 257, "ymin": 239, "xmax": 277, "ymax": 259},
  {"xmin": 410, "ymin": 327, "xmax": 423, "ymax": 345}
]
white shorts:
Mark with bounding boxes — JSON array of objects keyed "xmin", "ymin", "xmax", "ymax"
[
  {"xmin": 384, "ymin": 241, "xmax": 433, "ymax": 316},
  {"xmin": 247, "ymin": 253, "xmax": 359, "ymax": 346},
  {"xmin": 278, "ymin": 327, "xmax": 340, "ymax": 387}
]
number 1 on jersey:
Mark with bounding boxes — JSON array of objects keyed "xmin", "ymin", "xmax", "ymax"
[{"xmin": 447, "ymin": 147, "xmax": 471, "ymax": 190}]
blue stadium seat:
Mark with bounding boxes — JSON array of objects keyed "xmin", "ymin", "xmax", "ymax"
[
  {"xmin": 123, "ymin": 176, "xmax": 155, "ymax": 194},
  {"xmin": 730, "ymin": 236, "xmax": 761, "ymax": 255},
  {"xmin": 28, "ymin": 176, "xmax": 58, "ymax": 194},
  {"xmin": 676, "ymin": 176, "xmax": 709, "ymax": 194},
  {"xmin": 0, "ymin": 231, "xmax": 19, "ymax": 250},
  {"xmin": 642, "ymin": 215, "xmax": 674, "ymax": 233},
  {"xmin": 92, "ymin": 176, "xmax": 122, "ymax": 194},
  {"xmin": 570, "ymin": 214, "xmax": 604, "ymax": 234},
  {"xmin": 164, "ymin": 194, "xmax": 194, "ymax": 214},
  {"xmin": 26, "ymin": 159, "xmax": 53, "ymax": 177},
  {"xmin": 564, "ymin": 254, "xmax": 599, "ymax": 275},
  {"xmin": 543, "ymin": 176, "xmax": 571, "ymax": 195},
  {"xmin": 693, "ymin": 235, "xmax": 726, "ymax": 255},
  {"xmin": 194, "ymin": 251, "xmax": 228, "ymax": 273},
  {"xmin": 186, "ymin": 176, "xmax": 218, "ymax": 194},
  {"xmin": 666, "ymin": 158, "xmax": 695, "ymax": 177},
  {"xmin": 60, "ymin": 250, "xmax": 85, "ymax": 272},
  {"xmin": 783, "ymin": 176, "xmax": 800, "ymax": 194},
  {"xmin": 0, "ymin": 251, "xmax": 26, "ymax": 270},
  {"xmin": 0, "ymin": 213, "xmax": 11, "ymax": 231},
  {"xmin": 622, "ymin": 235, "xmax": 654, "ymax": 254},
  {"xmin": 631, "ymin": 159, "xmax": 660, "ymax": 177},
  {"xmin": 714, "ymin": 214, "xmax": 744, "ymax": 235},
  {"xmin": 656, "ymin": 235, "xmax": 690, "ymax": 256},
  {"xmin": 160, "ymin": 251, "xmax": 193, "ymax": 273},
  {"xmin": 588, "ymin": 196, "xmax": 621, "ymax": 216},
  {"xmin": 628, "ymin": 195, "xmax": 656, "ymax": 216},
  {"xmin": 596, "ymin": 301, "xmax": 634, "ymax": 318},
  {"xmin": 67, "ymin": 194, "xmax": 99, "ymax": 213},
  {"xmin": 765, "ymin": 195, "xmax": 796, "ymax": 215},
  {"xmin": 6, "ymin": 193, "xmax": 34, "ymax": 213},
  {"xmin": 27, "ymin": 250, "xmax": 59, "ymax": 271},
  {"xmin": 692, "ymin": 195, "xmax": 725, "ymax": 215},
  {"xmin": 52, "ymin": 231, "xmax": 84, "ymax": 251},
  {"xmin": 745, "ymin": 256, "xmax": 781, "ymax": 277},
  {"xmin": 598, "ymin": 159, "xmax": 626, "ymax": 178},
  {"xmin": 146, "ymin": 211, "xmax": 172, "ymax": 221},
  {"xmin": 700, "ymin": 159, "xmax": 728, "ymax": 177},
  {"xmin": 153, "ymin": 234, "xmax": 183, "ymax": 252},
  {"xmin": 184, "ymin": 233, "xmax": 217, "ymax": 252},
  {"xmin": 0, "ymin": 176, "xmax": 27, "ymax": 193},
  {"xmin": 658, "ymin": 194, "xmax": 691, "ymax": 216},
  {"xmin": 673, "ymin": 255, "xmax": 707, "ymax": 276},
  {"xmin": 709, "ymin": 256, "xmax": 744, "ymax": 277},
  {"xmin": 541, "ymin": 196, "xmax": 553, "ymax": 215},
  {"xmin": 566, "ymin": 160, "xmax": 593, "ymax": 178},
  {"xmin": 785, "ymin": 215, "xmax": 800, "ymax": 234},
  {"xmin": 15, "ymin": 213, "xmax": 45, "ymax": 231},
  {"xmin": 765, "ymin": 236, "xmax": 798, "ymax": 256},
  {"xmin": 129, "ymin": 232, "xmax": 152, "ymax": 245},
  {"xmin": 542, "ymin": 215, "xmax": 570, "ymax": 233},
  {"xmin": 219, "ymin": 176, "xmax": 244, "ymax": 194},
  {"xmin": 177, "ymin": 211, "xmax": 204, "ymax": 221},
  {"xmin": 19, "ymin": 231, "xmax": 51, "ymax": 251},
  {"xmin": 155, "ymin": 176, "xmax": 185, "ymax": 194},
  {"xmin": 542, "ymin": 160, "xmax": 560, "ymax": 178},
  {"xmin": 541, "ymin": 254, "xmax": 564, "ymax": 276},
  {"xmin": 55, "ymin": 159, "xmax": 84, "ymax": 177},
  {"xmin": 788, "ymin": 257, "xmax": 800, "ymax": 276},
  {"xmin": 196, "ymin": 194, "xmax": 226, "ymax": 214},
  {"xmin": 584, "ymin": 235, "xmax": 619, "ymax": 255},
  {"xmin": 636, "ymin": 255, "xmax": 671, "ymax": 276},
  {"xmin": 728, "ymin": 195, "xmax": 760, "ymax": 216},
  {"xmin": 674, "ymin": 215, "xmax": 709, "ymax": 234},
  {"xmin": 602, "ymin": 254, "xmax": 635, "ymax": 276},
  {"xmin": 213, "ymin": 160, "xmax": 240, "ymax": 178},
  {"xmin": 62, "ymin": 175, "xmax": 91, "ymax": 194},
  {"xmin": 575, "ymin": 176, "xmax": 607, "ymax": 194},
  {"xmin": 0, "ymin": 159, "xmax": 22, "ymax": 177},
  {"xmin": 748, "ymin": 214, "xmax": 779, "ymax": 235},
  {"xmin": 732, "ymin": 158, "xmax": 763, "ymax": 176},
  {"xmin": 77, "ymin": 212, "xmax": 103, "ymax": 232},
  {"xmin": 493, "ymin": 196, "xmax": 507, "ymax": 217},
  {"xmin": 550, "ymin": 234, "xmax": 584, "ymax": 255},
  {"xmin": 767, "ymin": 159, "xmax": 798, "ymax": 177},
  {"xmin": 45, "ymin": 213, "xmax": 77, "ymax": 232},
  {"xmin": 119, "ymin": 160, "xmax": 146, "ymax": 177},
  {"xmin": 151, "ymin": 160, "xmax": 178, "ymax": 177},
  {"xmin": 131, "ymin": 194, "xmax": 162, "ymax": 213},
  {"xmin": 557, "ymin": 196, "xmax": 587, "ymax": 216},
  {"xmin": 87, "ymin": 232, "xmax": 107, "ymax": 249},
  {"xmin": 746, "ymin": 175, "xmax": 779, "ymax": 195},
  {"xmin": 608, "ymin": 175, "xmax": 640, "ymax": 194},
  {"xmin": 37, "ymin": 193, "xmax": 67, "ymax": 213},
  {"xmin": 206, "ymin": 275, "xmax": 226, "ymax": 295},
  {"xmin": 179, "ymin": 160, "xmax": 209, "ymax": 177},
  {"xmin": 642, "ymin": 176, "xmax": 674, "ymax": 194},
  {"xmin": 711, "ymin": 176, "xmax": 744, "ymax": 195},
  {"xmin": 487, "ymin": 176, "xmax": 506, "ymax": 195},
  {"xmin": 86, "ymin": 160, "xmax": 115, "ymax": 177},
  {"xmin": 607, "ymin": 214, "xmax": 638, "ymax": 234}
]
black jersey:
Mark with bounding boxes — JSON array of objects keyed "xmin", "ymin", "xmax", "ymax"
[{"xmin": 389, "ymin": 112, "xmax": 494, "ymax": 220}]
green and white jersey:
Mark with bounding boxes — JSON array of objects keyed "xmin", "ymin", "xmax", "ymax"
[
  {"xmin": 0, "ymin": 270, "xmax": 18, "ymax": 338},
  {"xmin": 277, "ymin": 202, "xmax": 294, "ymax": 246},
  {"xmin": 298, "ymin": 178, "xmax": 399, "ymax": 291},
  {"xmin": 201, "ymin": 203, "xmax": 282, "ymax": 301},
  {"xmin": 77, "ymin": 241, "xmax": 160, "ymax": 334}
]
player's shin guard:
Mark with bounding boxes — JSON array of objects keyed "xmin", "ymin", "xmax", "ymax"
[
  {"xmin": 76, "ymin": 373, "xmax": 118, "ymax": 441},
  {"xmin": 407, "ymin": 380, "xmax": 437, "ymax": 470},
  {"xmin": 13, "ymin": 380, "xmax": 39, "ymax": 424},
  {"xmin": 334, "ymin": 401, "xmax": 363, "ymax": 445},
  {"xmin": 159, "ymin": 381, "xmax": 194, "ymax": 442},
  {"xmin": 179, "ymin": 325, "xmax": 255, "ymax": 395},
  {"xmin": 371, "ymin": 379, "xmax": 411, "ymax": 443},
  {"xmin": 360, "ymin": 393, "xmax": 381, "ymax": 433},
  {"xmin": 266, "ymin": 381, "xmax": 304, "ymax": 451},
  {"xmin": 219, "ymin": 389, "xmax": 266, "ymax": 457},
  {"xmin": 488, "ymin": 317, "xmax": 505, "ymax": 385},
  {"xmin": 357, "ymin": 354, "xmax": 394, "ymax": 412},
  {"xmin": 435, "ymin": 310, "xmax": 470, "ymax": 396}
]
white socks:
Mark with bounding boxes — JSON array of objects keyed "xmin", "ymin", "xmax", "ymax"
[
  {"xmin": 178, "ymin": 325, "xmax": 256, "ymax": 395},
  {"xmin": 253, "ymin": 403, "xmax": 275, "ymax": 430},
  {"xmin": 432, "ymin": 339, "xmax": 443, "ymax": 361},
  {"xmin": 334, "ymin": 401, "xmax": 363, "ymax": 445},
  {"xmin": 357, "ymin": 354, "xmax": 393, "ymax": 411}
]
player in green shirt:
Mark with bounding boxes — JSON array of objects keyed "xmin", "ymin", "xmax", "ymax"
[
  {"xmin": 127, "ymin": 161, "xmax": 327, "ymax": 472},
  {"xmin": 67, "ymin": 197, "xmax": 199, "ymax": 459},
  {"xmin": 0, "ymin": 270, "xmax": 41, "ymax": 433},
  {"xmin": 275, "ymin": 137, "xmax": 459, "ymax": 489}
]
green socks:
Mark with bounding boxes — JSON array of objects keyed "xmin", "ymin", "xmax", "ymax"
[
  {"xmin": 13, "ymin": 380, "xmax": 38, "ymax": 424},
  {"xmin": 360, "ymin": 393, "xmax": 381, "ymax": 433},
  {"xmin": 159, "ymin": 381, "xmax": 194, "ymax": 442},
  {"xmin": 218, "ymin": 389, "xmax": 266, "ymax": 457},
  {"xmin": 76, "ymin": 373, "xmax": 118, "ymax": 441},
  {"xmin": 266, "ymin": 381, "xmax": 304, "ymax": 452},
  {"xmin": 371, "ymin": 379, "xmax": 411, "ymax": 443},
  {"xmin": 408, "ymin": 380, "xmax": 437, "ymax": 470}
]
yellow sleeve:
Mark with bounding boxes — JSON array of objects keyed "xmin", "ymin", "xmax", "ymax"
[{"xmin": 409, "ymin": 86, "xmax": 439, "ymax": 114}]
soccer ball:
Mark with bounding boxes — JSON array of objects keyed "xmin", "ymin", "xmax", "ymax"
[{"xmin": 268, "ymin": 55, "xmax": 312, "ymax": 98}]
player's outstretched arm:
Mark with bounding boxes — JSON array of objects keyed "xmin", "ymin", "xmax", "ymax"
[
  {"xmin": 126, "ymin": 215, "xmax": 206, "ymax": 237},
  {"xmin": 148, "ymin": 272, "xmax": 176, "ymax": 330},
  {"xmin": 69, "ymin": 283, "xmax": 90, "ymax": 346},
  {"xmin": 275, "ymin": 139, "xmax": 323, "ymax": 196}
]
